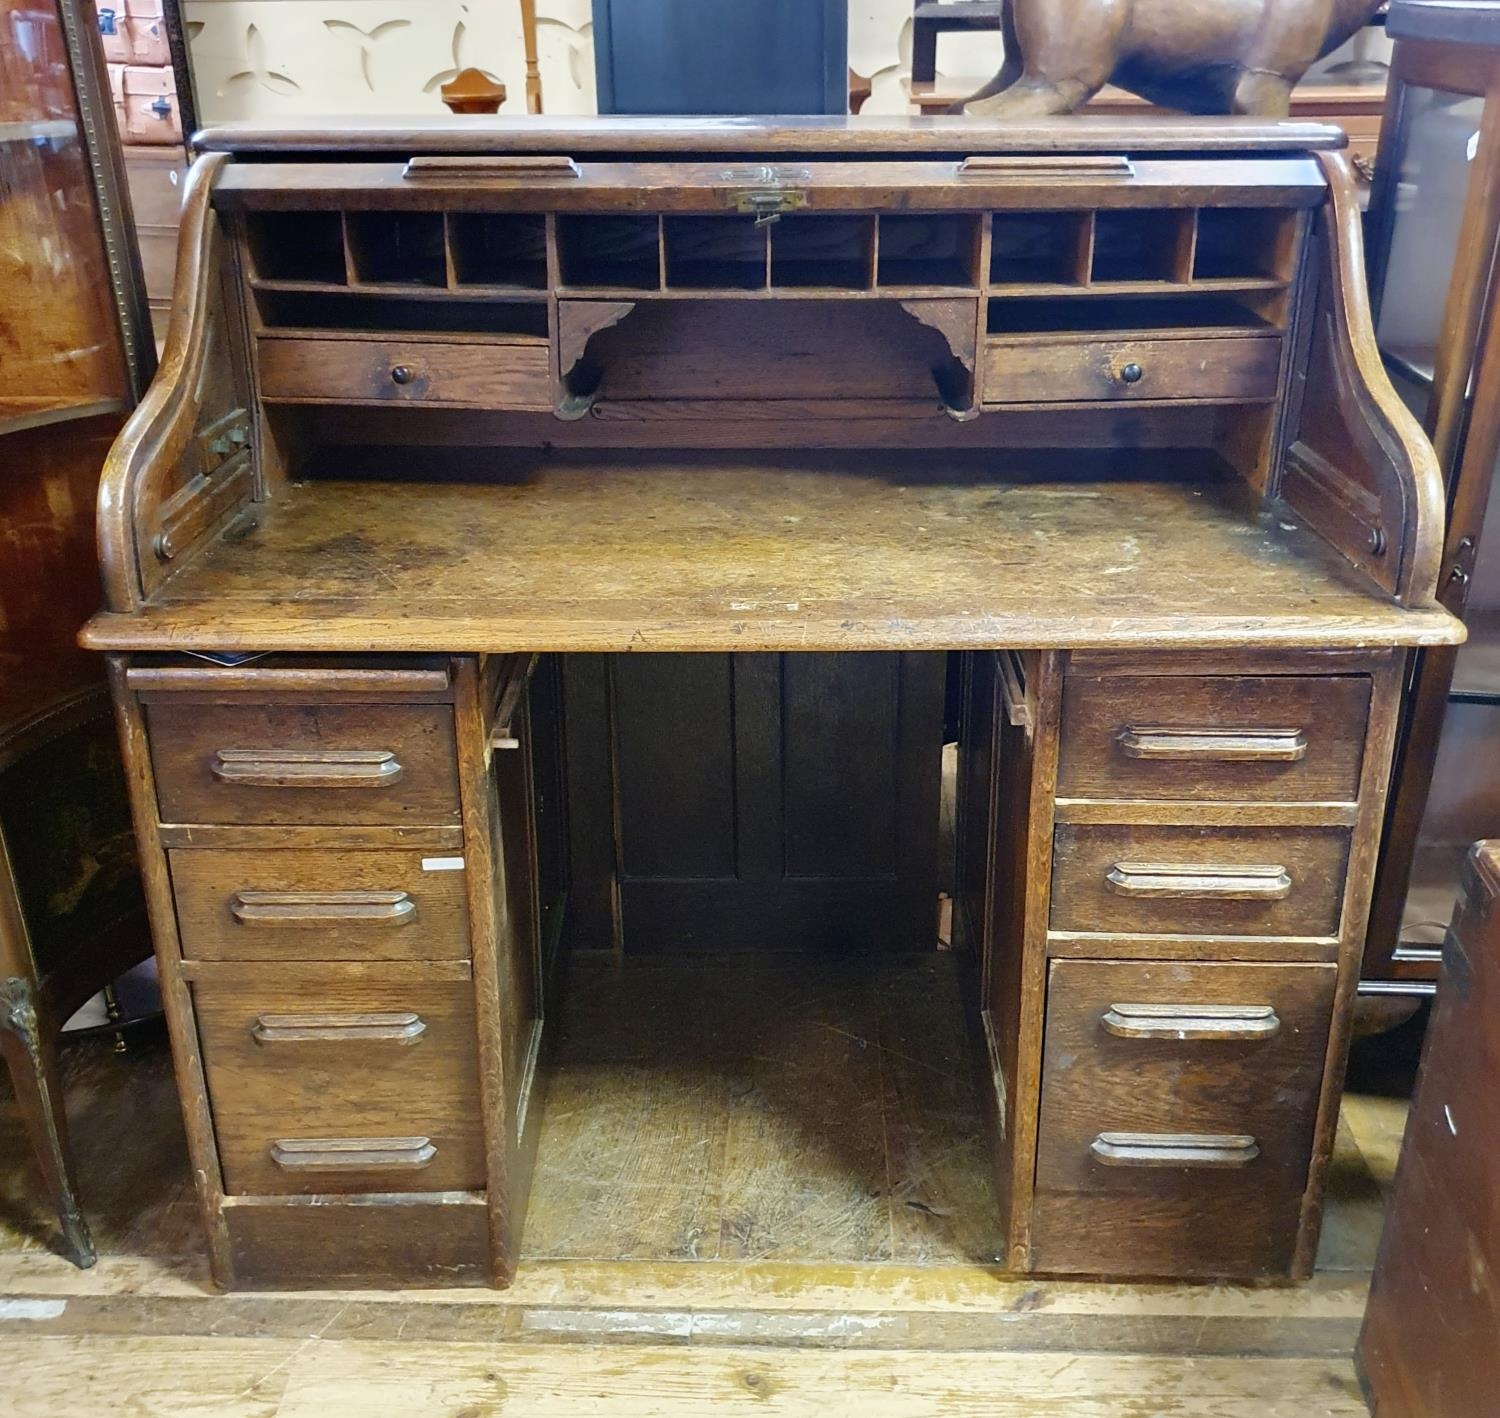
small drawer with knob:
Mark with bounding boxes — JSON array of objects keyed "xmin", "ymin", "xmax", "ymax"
[
  {"xmin": 169, "ymin": 848, "xmax": 471, "ymax": 961},
  {"xmin": 1049, "ymin": 823, "xmax": 1350, "ymax": 938},
  {"xmin": 1029, "ymin": 957, "xmax": 1337, "ymax": 1278},
  {"xmin": 257, "ymin": 336, "xmax": 552, "ymax": 410},
  {"xmin": 981, "ymin": 332, "xmax": 1282, "ymax": 406},
  {"xmin": 193, "ymin": 969, "xmax": 484, "ymax": 1195}
]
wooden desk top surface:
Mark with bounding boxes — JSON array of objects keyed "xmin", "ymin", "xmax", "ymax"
[{"xmin": 82, "ymin": 452, "xmax": 1461, "ymax": 656}]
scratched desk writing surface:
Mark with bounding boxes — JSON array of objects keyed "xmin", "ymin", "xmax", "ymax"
[{"xmin": 88, "ymin": 452, "xmax": 1454, "ymax": 654}]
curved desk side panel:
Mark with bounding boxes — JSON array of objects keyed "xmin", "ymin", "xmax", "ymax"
[
  {"xmin": 1280, "ymin": 152, "xmax": 1447, "ymax": 608},
  {"xmin": 97, "ymin": 153, "xmax": 254, "ymax": 614}
]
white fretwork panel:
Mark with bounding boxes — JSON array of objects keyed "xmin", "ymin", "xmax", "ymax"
[
  {"xmin": 849, "ymin": 0, "xmax": 1002, "ymax": 114},
  {"xmin": 184, "ymin": 0, "xmax": 598, "ymax": 119},
  {"xmin": 183, "ymin": 0, "xmax": 1019, "ymax": 121}
]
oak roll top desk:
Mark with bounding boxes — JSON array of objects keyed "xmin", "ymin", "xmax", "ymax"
[{"xmin": 82, "ymin": 116, "xmax": 1462, "ymax": 1290}]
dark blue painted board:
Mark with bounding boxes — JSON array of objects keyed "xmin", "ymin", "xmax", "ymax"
[{"xmin": 592, "ymin": 0, "xmax": 848, "ymax": 115}]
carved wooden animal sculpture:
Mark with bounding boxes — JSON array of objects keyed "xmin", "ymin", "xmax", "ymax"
[{"xmin": 958, "ymin": 0, "xmax": 1385, "ymax": 117}]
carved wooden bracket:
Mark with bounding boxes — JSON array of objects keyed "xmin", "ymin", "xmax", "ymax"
[
  {"xmin": 896, "ymin": 299, "xmax": 979, "ymax": 421},
  {"xmin": 555, "ymin": 300, "xmax": 637, "ymax": 419}
]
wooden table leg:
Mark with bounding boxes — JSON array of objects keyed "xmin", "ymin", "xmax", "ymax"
[{"xmin": 0, "ymin": 977, "xmax": 96, "ymax": 1268}]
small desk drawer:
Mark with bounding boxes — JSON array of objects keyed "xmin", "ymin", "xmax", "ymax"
[
  {"xmin": 1057, "ymin": 673, "xmax": 1371, "ymax": 804},
  {"xmin": 1030, "ymin": 957, "xmax": 1336, "ymax": 1277},
  {"xmin": 258, "ymin": 337, "xmax": 553, "ymax": 410},
  {"xmin": 146, "ymin": 701, "xmax": 461, "ymax": 827},
  {"xmin": 1050, "ymin": 823, "xmax": 1349, "ymax": 937},
  {"xmin": 195, "ymin": 971, "xmax": 484, "ymax": 1195},
  {"xmin": 983, "ymin": 333, "xmax": 1281, "ymax": 405},
  {"xmin": 170, "ymin": 848, "xmax": 470, "ymax": 962}
]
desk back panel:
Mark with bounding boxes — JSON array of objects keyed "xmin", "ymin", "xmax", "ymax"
[{"xmin": 567, "ymin": 652, "xmax": 945, "ymax": 955}]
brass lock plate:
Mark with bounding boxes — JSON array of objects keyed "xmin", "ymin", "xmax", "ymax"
[{"xmin": 720, "ymin": 165, "xmax": 811, "ymax": 222}]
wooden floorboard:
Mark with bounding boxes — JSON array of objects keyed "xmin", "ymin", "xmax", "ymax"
[
  {"xmin": 1, "ymin": 1337, "xmax": 1372, "ymax": 1417},
  {"xmin": 0, "ymin": 952, "xmax": 1402, "ymax": 1414}
]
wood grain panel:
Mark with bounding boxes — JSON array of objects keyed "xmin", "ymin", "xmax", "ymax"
[
  {"xmin": 1358, "ymin": 843, "xmax": 1500, "ymax": 1414},
  {"xmin": 257, "ymin": 338, "xmax": 551, "ymax": 410},
  {"xmin": 1050, "ymin": 823, "xmax": 1349, "ymax": 937},
  {"xmin": 223, "ymin": 1193, "xmax": 490, "ymax": 1288},
  {"xmin": 1031, "ymin": 957, "xmax": 1336, "ymax": 1278},
  {"xmin": 169, "ymin": 848, "xmax": 470, "ymax": 961},
  {"xmin": 1057, "ymin": 672, "xmax": 1371, "ymax": 804},
  {"xmin": 146, "ymin": 701, "xmax": 461, "ymax": 826},
  {"xmin": 582, "ymin": 300, "xmax": 966, "ymax": 405},
  {"xmin": 194, "ymin": 971, "xmax": 484, "ymax": 1195}
]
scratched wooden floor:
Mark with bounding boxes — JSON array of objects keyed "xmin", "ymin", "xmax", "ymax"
[{"xmin": 0, "ymin": 949, "xmax": 1414, "ymax": 1417}]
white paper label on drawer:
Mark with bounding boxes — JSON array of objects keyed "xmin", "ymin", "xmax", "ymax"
[{"xmin": 422, "ymin": 856, "xmax": 465, "ymax": 872}]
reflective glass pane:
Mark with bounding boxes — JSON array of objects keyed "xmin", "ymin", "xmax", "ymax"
[
  {"xmin": 0, "ymin": 0, "xmax": 127, "ymax": 429},
  {"xmin": 1376, "ymin": 86, "xmax": 1486, "ymax": 385}
]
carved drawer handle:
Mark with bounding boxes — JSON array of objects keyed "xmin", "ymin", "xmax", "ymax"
[
  {"xmin": 1118, "ymin": 726, "xmax": 1308, "ymax": 763},
  {"xmin": 1102, "ymin": 1002, "xmax": 1281, "ymax": 1041},
  {"xmin": 1091, "ymin": 1132, "xmax": 1260, "ymax": 1168},
  {"xmin": 211, "ymin": 748, "xmax": 403, "ymax": 789},
  {"xmin": 232, "ymin": 890, "xmax": 416, "ymax": 928},
  {"xmin": 957, "ymin": 155, "xmax": 1135, "ymax": 180},
  {"xmin": 252, "ymin": 1012, "xmax": 427, "ymax": 1045},
  {"xmin": 270, "ymin": 1136, "xmax": 436, "ymax": 1171},
  {"xmin": 402, "ymin": 154, "xmax": 580, "ymax": 180},
  {"xmin": 1105, "ymin": 861, "xmax": 1292, "ymax": 900}
]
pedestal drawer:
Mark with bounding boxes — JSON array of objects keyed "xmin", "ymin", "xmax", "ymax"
[
  {"xmin": 146, "ymin": 701, "xmax": 461, "ymax": 826},
  {"xmin": 1030, "ymin": 958, "xmax": 1337, "ymax": 1278},
  {"xmin": 1057, "ymin": 673, "xmax": 1371, "ymax": 803},
  {"xmin": 195, "ymin": 971, "xmax": 484, "ymax": 1195},
  {"xmin": 170, "ymin": 849, "xmax": 470, "ymax": 961},
  {"xmin": 1050, "ymin": 823, "xmax": 1349, "ymax": 938},
  {"xmin": 258, "ymin": 337, "xmax": 553, "ymax": 410},
  {"xmin": 983, "ymin": 333, "xmax": 1281, "ymax": 406}
]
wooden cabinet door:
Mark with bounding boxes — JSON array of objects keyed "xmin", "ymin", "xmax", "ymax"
[
  {"xmin": 564, "ymin": 652, "xmax": 945, "ymax": 953},
  {"xmin": 1357, "ymin": 843, "xmax": 1500, "ymax": 1417}
]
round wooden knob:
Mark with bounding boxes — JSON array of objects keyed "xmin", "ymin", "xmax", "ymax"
[
  {"xmin": 391, "ymin": 365, "xmax": 414, "ymax": 385},
  {"xmin": 1119, "ymin": 362, "xmax": 1144, "ymax": 384}
]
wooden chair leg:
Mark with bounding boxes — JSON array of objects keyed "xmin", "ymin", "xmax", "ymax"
[{"xmin": 0, "ymin": 977, "xmax": 96, "ymax": 1268}]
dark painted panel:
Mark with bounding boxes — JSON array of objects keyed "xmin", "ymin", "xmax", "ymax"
[
  {"xmin": 613, "ymin": 653, "xmax": 737, "ymax": 879},
  {"xmin": 592, "ymin": 0, "xmax": 848, "ymax": 116},
  {"xmin": 782, "ymin": 652, "xmax": 900, "ymax": 880}
]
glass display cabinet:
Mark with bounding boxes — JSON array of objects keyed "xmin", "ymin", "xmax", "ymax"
[
  {"xmin": 0, "ymin": 0, "xmax": 154, "ymax": 1266},
  {"xmin": 1364, "ymin": 0, "xmax": 1500, "ymax": 996}
]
